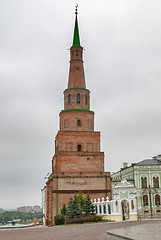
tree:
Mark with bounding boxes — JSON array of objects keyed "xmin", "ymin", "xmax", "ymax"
[
  {"xmin": 60, "ymin": 204, "xmax": 67, "ymax": 215},
  {"xmin": 0, "ymin": 211, "xmax": 42, "ymax": 224},
  {"xmin": 83, "ymin": 194, "xmax": 95, "ymax": 216},
  {"xmin": 66, "ymin": 195, "xmax": 82, "ymax": 219},
  {"xmin": 66, "ymin": 197, "xmax": 74, "ymax": 219},
  {"xmin": 77, "ymin": 191, "xmax": 85, "ymax": 210}
]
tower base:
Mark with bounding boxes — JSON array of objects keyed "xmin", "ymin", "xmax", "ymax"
[{"xmin": 46, "ymin": 171, "xmax": 111, "ymax": 226}]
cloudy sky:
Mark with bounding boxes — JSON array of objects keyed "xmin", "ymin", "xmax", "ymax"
[{"xmin": 0, "ymin": 0, "xmax": 161, "ymax": 209}]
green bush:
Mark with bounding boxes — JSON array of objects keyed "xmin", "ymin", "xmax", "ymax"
[
  {"xmin": 60, "ymin": 204, "xmax": 67, "ymax": 215},
  {"xmin": 83, "ymin": 194, "xmax": 95, "ymax": 216},
  {"xmin": 66, "ymin": 195, "xmax": 82, "ymax": 219},
  {"xmin": 54, "ymin": 214, "xmax": 65, "ymax": 225},
  {"xmin": 66, "ymin": 215, "xmax": 102, "ymax": 224}
]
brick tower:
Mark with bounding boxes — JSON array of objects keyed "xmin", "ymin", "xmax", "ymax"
[{"xmin": 45, "ymin": 7, "xmax": 111, "ymax": 226}]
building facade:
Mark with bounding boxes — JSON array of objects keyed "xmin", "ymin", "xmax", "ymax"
[
  {"xmin": 93, "ymin": 180, "xmax": 137, "ymax": 221},
  {"xmin": 111, "ymin": 154, "xmax": 161, "ymax": 218},
  {"xmin": 17, "ymin": 205, "xmax": 42, "ymax": 213},
  {"xmin": 45, "ymin": 8, "xmax": 111, "ymax": 226}
]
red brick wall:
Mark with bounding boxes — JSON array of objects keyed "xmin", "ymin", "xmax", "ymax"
[
  {"xmin": 64, "ymin": 89, "xmax": 90, "ymax": 110},
  {"xmin": 60, "ymin": 111, "xmax": 94, "ymax": 131},
  {"xmin": 56, "ymin": 131, "xmax": 99, "ymax": 151},
  {"xmin": 54, "ymin": 152, "xmax": 104, "ymax": 172},
  {"xmin": 68, "ymin": 46, "xmax": 86, "ymax": 89}
]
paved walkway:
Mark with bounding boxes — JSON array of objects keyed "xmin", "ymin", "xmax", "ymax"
[
  {"xmin": 0, "ymin": 220, "xmax": 160, "ymax": 240},
  {"xmin": 107, "ymin": 220, "xmax": 161, "ymax": 240}
]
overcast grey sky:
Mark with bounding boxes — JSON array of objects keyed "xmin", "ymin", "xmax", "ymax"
[{"xmin": 0, "ymin": 0, "xmax": 161, "ymax": 209}]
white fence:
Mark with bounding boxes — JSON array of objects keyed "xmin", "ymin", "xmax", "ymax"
[{"xmin": 92, "ymin": 196, "xmax": 137, "ymax": 220}]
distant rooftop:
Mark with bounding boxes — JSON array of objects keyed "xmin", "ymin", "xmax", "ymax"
[
  {"xmin": 112, "ymin": 154, "xmax": 161, "ymax": 175},
  {"xmin": 136, "ymin": 159, "xmax": 161, "ymax": 166}
]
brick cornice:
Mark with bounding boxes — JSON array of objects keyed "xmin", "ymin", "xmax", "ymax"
[{"xmin": 52, "ymin": 189, "xmax": 111, "ymax": 194}]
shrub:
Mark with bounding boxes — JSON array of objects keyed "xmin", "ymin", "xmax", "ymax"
[
  {"xmin": 54, "ymin": 214, "xmax": 65, "ymax": 225},
  {"xmin": 66, "ymin": 215, "xmax": 102, "ymax": 224}
]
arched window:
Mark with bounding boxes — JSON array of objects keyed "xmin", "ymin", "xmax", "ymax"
[
  {"xmin": 77, "ymin": 119, "xmax": 81, "ymax": 127},
  {"xmin": 68, "ymin": 94, "xmax": 71, "ymax": 104},
  {"xmin": 155, "ymin": 194, "xmax": 160, "ymax": 206},
  {"xmin": 85, "ymin": 95, "xmax": 88, "ymax": 105},
  {"xmin": 141, "ymin": 177, "xmax": 147, "ymax": 188},
  {"xmin": 76, "ymin": 50, "xmax": 78, "ymax": 56},
  {"xmin": 76, "ymin": 93, "xmax": 80, "ymax": 104},
  {"xmin": 153, "ymin": 176, "xmax": 159, "ymax": 188},
  {"xmin": 143, "ymin": 195, "xmax": 148, "ymax": 207},
  {"xmin": 77, "ymin": 144, "xmax": 82, "ymax": 152}
]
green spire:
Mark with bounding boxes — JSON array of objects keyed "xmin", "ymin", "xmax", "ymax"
[{"xmin": 72, "ymin": 6, "xmax": 81, "ymax": 47}]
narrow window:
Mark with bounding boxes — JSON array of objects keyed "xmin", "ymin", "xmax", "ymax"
[
  {"xmin": 95, "ymin": 205, "xmax": 97, "ymax": 214},
  {"xmin": 143, "ymin": 195, "xmax": 148, "ymax": 207},
  {"xmin": 85, "ymin": 95, "xmax": 88, "ymax": 105},
  {"xmin": 108, "ymin": 204, "xmax": 111, "ymax": 214},
  {"xmin": 99, "ymin": 205, "xmax": 102, "ymax": 214},
  {"xmin": 103, "ymin": 204, "xmax": 106, "ymax": 214},
  {"xmin": 72, "ymin": 50, "xmax": 74, "ymax": 57},
  {"xmin": 77, "ymin": 119, "xmax": 81, "ymax": 127},
  {"xmin": 77, "ymin": 144, "xmax": 81, "ymax": 152},
  {"xmin": 155, "ymin": 194, "xmax": 160, "ymax": 206},
  {"xmin": 68, "ymin": 94, "xmax": 71, "ymax": 104},
  {"xmin": 153, "ymin": 176, "xmax": 159, "ymax": 188},
  {"xmin": 76, "ymin": 93, "xmax": 80, "ymax": 104},
  {"xmin": 76, "ymin": 50, "xmax": 78, "ymax": 56},
  {"xmin": 141, "ymin": 177, "xmax": 147, "ymax": 188}
]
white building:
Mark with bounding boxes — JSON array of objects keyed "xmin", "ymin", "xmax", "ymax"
[{"xmin": 93, "ymin": 180, "xmax": 137, "ymax": 221}]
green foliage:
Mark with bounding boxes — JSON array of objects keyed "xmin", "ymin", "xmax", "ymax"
[
  {"xmin": 0, "ymin": 211, "xmax": 42, "ymax": 224},
  {"xmin": 54, "ymin": 214, "xmax": 65, "ymax": 225},
  {"xmin": 66, "ymin": 197, "xmax": 73, "ymax": 219},
  {"xmin": 83, "ymin": 194, "xmax": 95, "ymax": 216},
  {"xmin": 60, "ymin": 204, "xmax": 67, "ymax": 215},
  {"xmin": 66, "ymin": 215, "xmax": 102, "ymax": 224},
  {"xmin": 65, "ymin": 193, "xmax": 96, "ymax": 222},
  {"xmin": 66, "ymin": 195, "xmax": 82, "ymax": 219},
  {"xmin": 77, "ymin": 191, "xmax": 85, "ymax": 210}
]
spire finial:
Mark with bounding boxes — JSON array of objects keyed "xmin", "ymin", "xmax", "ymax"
[
  {"xmin": 75, "ymin": 4, "xmax": 78, "ymax": 14},
  {"xmin": 72, "ymin": 4, "xmax": 80, "ymax": 47}
]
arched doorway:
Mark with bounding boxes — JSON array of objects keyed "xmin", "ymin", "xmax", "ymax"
[{"xmin": 121, "ymin": 200, "xmax": 130, "ymax": 221}]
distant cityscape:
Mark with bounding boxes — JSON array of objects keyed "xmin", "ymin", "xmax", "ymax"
[{"xmin": 0, "ymin": 205, "xmax": 42, "ymax": 213}]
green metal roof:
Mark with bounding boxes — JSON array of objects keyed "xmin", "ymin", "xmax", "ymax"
[{"xmin": 72, "ymin": 13, "xmax": 81, "ymax": 47}]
